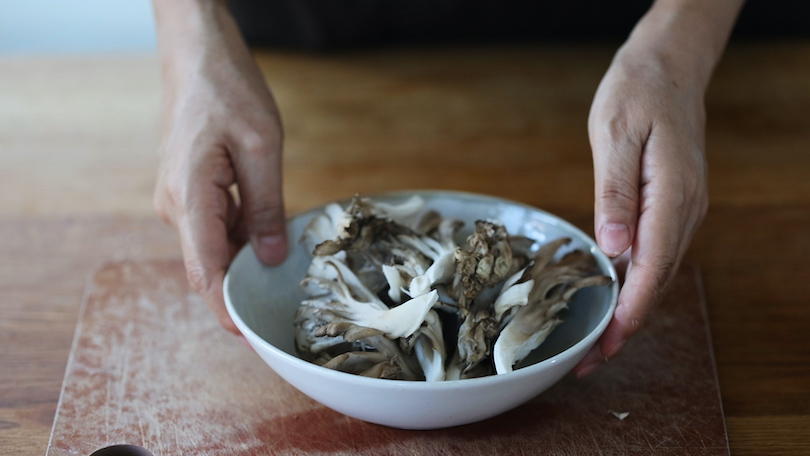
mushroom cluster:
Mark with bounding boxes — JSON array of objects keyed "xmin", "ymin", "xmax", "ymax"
[{"xmin": 294, "ymin": 196, "xmax": 612, "ymax": 381}]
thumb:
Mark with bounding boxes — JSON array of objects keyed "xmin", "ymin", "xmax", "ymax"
[
  {"xmin": 234, "ymin": 138, "xmax": 289, "ymax": 265},
  {"xmin": 590, "ymin": 120, "xmax": 642, "ymax": 258}
]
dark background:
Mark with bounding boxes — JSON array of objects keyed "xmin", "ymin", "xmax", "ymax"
[{"xmin": 229, "ymin": 0, "xmax": 810, "ymax": 50}]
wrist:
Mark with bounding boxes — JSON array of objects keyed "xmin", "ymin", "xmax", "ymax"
[
  {"xmin": 152, "ymin": 0, "xmax": 236, "ymax": 86},
  {"xmin": 621, "ymin": 0, "xmax": 743, "ymax": 93}
]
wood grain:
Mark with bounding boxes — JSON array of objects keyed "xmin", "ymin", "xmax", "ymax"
[
  {"xmin": 48, "ymin": 260, "xmax": 728, "ymax": 456},
  {"xmin": 1, "ymin": 40, "xmax": 809, "ymax": 454},
  {"xmin": 0, "ymin": 219, "xmax": 180, "ymax": 455}
]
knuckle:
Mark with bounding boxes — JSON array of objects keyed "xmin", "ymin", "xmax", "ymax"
[
  {"xmin": 599, "ymin": 182, "xmax": 638, "ymax": 215},
  {"xmin": 163, "ymin": 176, "xmax": 190, "ymax": 214},
  {"xmin": 593, "ymin": 110, "xmax": 641, "ymax": 148},
  {"xmin": 603, "ymin": 114, "xmax": 630, "ymax": 143},
  {"xmin": 600, "ymin": 185, "xmax": 636, "ymax": 205},
  {"xmin": 239, "ymin": 128, "xmax": 283, "ymax": 159},
  {"xmin": 240, "ymin": 131, "xmax": 267, "ymax": 157},
  {"xmin": 246, "ymin": 202, "xmax": 285, "ymax": 229},
  {"xmin": 185, "ymin": 261, "xmax": 212, "ymax": 294}
]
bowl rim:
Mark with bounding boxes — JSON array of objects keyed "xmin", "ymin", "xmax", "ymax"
[{"xmin": 224, "ymin": 189, "xmax": 619, "ymax": 389}]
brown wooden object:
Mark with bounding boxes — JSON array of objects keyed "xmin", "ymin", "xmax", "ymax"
[{"xmin": 47, "ymin": 260, "xmax": 727, "ymax": 455}]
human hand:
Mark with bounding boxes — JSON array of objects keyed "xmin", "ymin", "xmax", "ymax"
[
  {"xmin": 152, "ymin": 0, "xmax": 287, "ymax": 334},
  {"xmin": 573, "ymin": 40, "xmax": 710, "ymax": 377},
  {"xmin": 572, "ymin": 0, "xmax": 745, "ymax": 377}
]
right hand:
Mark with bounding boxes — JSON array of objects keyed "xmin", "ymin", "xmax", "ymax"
[{"xmin": 153, "ymin": 1, "xmax": 288, "ymax": 333}]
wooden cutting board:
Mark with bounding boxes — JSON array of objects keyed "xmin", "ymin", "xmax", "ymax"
[{"xmin": 47, "ymin": 259, "xmax": 729, "ymax": 455}]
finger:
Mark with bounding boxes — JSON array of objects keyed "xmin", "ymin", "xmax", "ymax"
[
  {"xmin": 589, "ymin": 115, "xmax": 644, "ymax": 258},
  {"xmin": 224, "ymin": 186, "xmax": 249, "ymax": 260},
  {"xmin": 232, "ymin": 133, "xmax": 288, "ymax": 266},
  {"xmin": 177, "ymin": 179, "xmax": 241, "ymax": 335},
  {"xmin": 611, "ymin": 249, "xmax": 632, "ymax": 285},
  {"xmin": 574, "ymin": 199, "xmax": 683, "ymax": 376},
  {"xmin": 598, "ymin": 178, "xmax": 686, "ymax": 358},
  {"xmin": 574, "ymin": 245, "xmax": 633, "ymax": 376}
]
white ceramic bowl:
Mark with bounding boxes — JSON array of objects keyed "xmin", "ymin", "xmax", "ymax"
[{"xmin": 224, "ymin": 190, "xmax": 618, "ymax": 429}]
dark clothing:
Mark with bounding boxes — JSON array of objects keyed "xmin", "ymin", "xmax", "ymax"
[
  {"xmin": 228, "ymin": 0, "xmax": 809, "ymax": 50},
  {"xmin": 229, "ymin": 0, "xmax": 653, "ymax": 50}
]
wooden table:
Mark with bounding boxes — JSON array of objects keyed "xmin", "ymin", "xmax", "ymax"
[{"xmin": 1, "ymin": 42, "xmax": 809, "ymax": 455}]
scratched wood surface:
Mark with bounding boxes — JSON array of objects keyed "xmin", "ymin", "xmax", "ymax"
[
  {"xmin": 47, "ymin": 259, "xmax": 727, "ymax": 456},
  {"xmin": 0, "ymin": 219, "xmax": 181, "ymax": 454}
]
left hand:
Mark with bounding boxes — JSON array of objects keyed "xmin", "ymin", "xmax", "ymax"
[{"xmin": 573, "ymin": 40, "xmax": 709, "ymax": 377}]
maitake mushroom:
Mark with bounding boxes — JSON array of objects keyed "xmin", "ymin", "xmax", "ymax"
[{"xmin": 294, "ymin": 195, "xmax": 612, "ymax": 380}]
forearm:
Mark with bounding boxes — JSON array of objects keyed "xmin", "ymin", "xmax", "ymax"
[{"xmin": 622, "ymin": 0, "xmax": 745, "ymax": 91}]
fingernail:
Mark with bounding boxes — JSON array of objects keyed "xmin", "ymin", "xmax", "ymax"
[
  {"xmin": 257, "ymin": 234, "xmax": 288, "ymax": 265},
  {"xmin": 605, "ymin": 339, "xmax": 626, "ymax": 359},
  {"xmin": 599, "ymin": 223, "xmax": 630, "ymax": 257}
]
